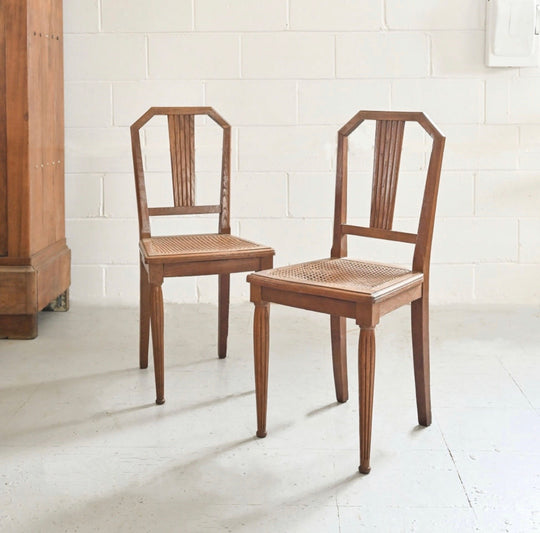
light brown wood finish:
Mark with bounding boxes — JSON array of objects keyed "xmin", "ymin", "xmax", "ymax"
[
  {"xmin": 139, "ymin": 259, "xmax": 150, "ymax": 369},
  {"xmin": 0, "ymin": 0, "xmax": 70, "ymax": 339},
  {"xmin": 150, "ymin": 283, "xmax": 165, "ymax": 405},
  {"xmin": 248, "ymin": 110, "xmax": 445, "ymax": 473},
  {"xmin": 218, "ymin": 274, "xmax": 230, "ymax": 359},
  {"xmin": 359, "ymin": 327, "xmax": 376, "ymax": 474},
  {"xmin": 370, "ymin": 120, "xmax": 404, "ymax": 231},
  {"xmin": 254, "ymin": 300, "xmax": 270, "ymax": 438},
  {"xmin": 0, "ymin": 5, "xmax": 7, "ymax": 258},
  {"xmin": 330, "ymin": 315, "xmax": 348, "ymax": 403},
  {"xmin": 168, "ymin": 114, "xmax": 195, "ymax": 207},
  {"xmin": 131, "ymin": 107, "xmax": 274, "ymax": 404}
]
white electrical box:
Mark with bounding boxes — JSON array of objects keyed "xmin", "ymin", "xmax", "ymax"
[{"xmin": 486, "ymin": 0, "xmax": 540, "ymax": 67}]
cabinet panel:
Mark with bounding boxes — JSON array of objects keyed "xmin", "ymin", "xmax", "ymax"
[
  {"xmin": 28, "ymin": 0, "xmax": 64, "ymax": 255},
  {"xmin": 0, "ymin": 0, "xmax": 69, "ymax": 338},
  {"xmin": 0, "ymin": 3, "xmax": 8, "ymax": 257}
]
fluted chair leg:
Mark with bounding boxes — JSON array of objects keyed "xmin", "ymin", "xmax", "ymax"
[
  {"xmin": 358, "ymin": 327, "xmax": 376, "ymax": 474},
  {"xmin": 254, "ymin": 301, "xmax": 270, "ymax": 438}
]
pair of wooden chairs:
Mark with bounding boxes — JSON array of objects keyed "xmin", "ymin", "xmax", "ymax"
[{"xmin": 131, "ymin": 107, "xmax": 445, "ymax": 474}]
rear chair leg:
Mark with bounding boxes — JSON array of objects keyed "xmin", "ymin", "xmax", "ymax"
[
  {"xmin": 254, "ymin": 301, "xmax": 270, "ymax": 438},
  {"xmin": 140, "ymin": 259, "xmax": 150, "ymax": 369},
  {"xmin": 358, "ymin": 327, "xmax": 376, "ymax": 474},
  {"xmin": 411, "ymin": 295, "xmax": 431, "ymax": 426},
  {"xmin": 218, "ymin": 273, "xmax": 230, "ymax": 359},
  {"xmin": 330, "ymin": 315, "xmax": 348, "ymax": 403},
  {"xmin": 150, "ymin": 283, "xmax": 165, "ymax": 405}
]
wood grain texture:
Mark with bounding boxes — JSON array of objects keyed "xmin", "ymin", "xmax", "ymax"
[
  {"xmin": 35, "ymin": 245, "xmax": 70, "ymax": 310},
  {"xmin": 247, "ymin": 110, "xmax": 445, "ymax": 473},
  {"xmin": 358, "ymin": 327, "xmax": 376, "ymax": 474},
  {"xmin": 331, "ymin": 315, "xmax": 348, "ymax": 403},
  {"xmin": 411, "ymin": 292, "xmax": 431, "ymax": 426},
  {"xmin": 168, "ymin": 114, "xmax": 195, "ymax": 207},
  {"xmin": 132, "ymin": 107, "xmax": 274, "ymax": 403},
  {"xmin": 150, "ymin": 283, "xmax": 165, "ymax": 405},
  {"xmin": 0, "ymin": 2, "xmax": 7, "ymax": 257},
  {"xmin": 148, "ymin": 205, "xmax": 220, "ymax": 216},
  {"xmin": 254, "ymin": 301, "xmax": 270, "ymax": 438},
  {"xmin": 370, "ymin": 120, "xmax": 404, "ymax": 231},
  {"xmin": 0, "ymin": 267, "xmax": 36, "ymax": 314},
  {"xmin": 139, "ymin": 259, "xmax": 150, "ymax": 369},
  {"xmin": 331, "ymin": 133, "xmax": 348, "ymax": 258},
  {"xmin": 4, "ymin": 0, "xmax": 30, "ymax": 257},
  {"xmin": 0, "ymin": 313, "xmax": 37, "ymax": 339},
  {"xmin": 0, "ymin": 0, "xmax": 69, "ymax": 337},
  {"xmin": 219, "ymin": 125, "xmax": 232, "ymax": 234},
  {"xmin": 218, "ymin": 273, "xmax": 230, "ymax": 358},
  {"xmin": 341, "ymin": 224, "xmax": 416, "ymax": 244}
]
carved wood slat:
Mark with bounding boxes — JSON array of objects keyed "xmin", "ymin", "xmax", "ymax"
[
  {"xmin": 370, "ymin": 120, "xmax": 405, "ymax": 231},
  {"xmin": 168, "ymin": 114, "xmax": 195, "ymax": 207}
]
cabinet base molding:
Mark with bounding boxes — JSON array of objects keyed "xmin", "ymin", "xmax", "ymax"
[{"xmin": 0, "ymin": 244, "xmax": 70, "ymax": 339}]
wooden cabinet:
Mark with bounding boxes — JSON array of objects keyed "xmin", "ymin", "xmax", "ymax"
[{"xmin": 0, "ymin": 0, "xmax": 70, "ymax": 339}]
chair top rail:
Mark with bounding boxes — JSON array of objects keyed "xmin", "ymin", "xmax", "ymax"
[
  {"xmin": 338, "ymin": 110, "xmax": 445, "ymax": 140},
  {"xmin": 131, "ymin": 106, "xmax": 230, "ymax": 132}
]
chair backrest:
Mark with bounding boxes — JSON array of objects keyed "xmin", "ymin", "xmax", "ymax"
[
  {"xmin": 330, "ymin": 110, "xmax": 445, "ymax": 275},
  {"xmin": 130, "ymin": 107, "xmax": 231, "ymax": 240}
]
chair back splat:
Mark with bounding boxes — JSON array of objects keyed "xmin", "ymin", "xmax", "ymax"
[
  {"xmin": 130, "ymin": 107, "xmax": 232, "ymax": 240},
  {"xmin": 331, "ymin": 110, "xmax": 445, "ymax": 278}
]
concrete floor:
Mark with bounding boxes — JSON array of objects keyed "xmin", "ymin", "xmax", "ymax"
[{"xmin": 0, "ymin": 303, "xmax": 538, "ymax": 532}]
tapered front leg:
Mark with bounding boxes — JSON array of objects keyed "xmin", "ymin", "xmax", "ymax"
[
  {"xmin": 331, "ymin": 315, "xmax": 348, "ymax": 403},
  {"xmin": 140, "ymin": 259, "xmax": 150, "ymax": 369},
  {"xmin": 150, "ymin": 283, "xmax": 165, "ymax": 405},
  {"xmin": 218, "ymin": 273, "xmax": 230, "ymax": 359},
  {"xmin": 358, "ymin": 327, "xmax": 376, "ymax": 474},
  {"xmin": 254, "ymin": 301, "xmax": 270, "ymax": 438},
  {"xmin": 411, "ymin": 294, "xmax": 431, "ymax": 426}
]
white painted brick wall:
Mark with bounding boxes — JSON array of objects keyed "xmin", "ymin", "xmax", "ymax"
[
  {"xmin": 336, "ymin": 33, "xmax": 429, "ymax": 78},
  {"xmin": 195, "ymin": 0, "xmax": 287, "ymax": 31},
  {"xmin": 63, "ymin": 0, "xmax": 540, "ymax": 305},
  {"xmin": 101, "ymin": 0, "xmax": 193, "ymax": 33},
  {"xmin": 385, "ymin": 0, "xmax": 484, "ymax": 30},
  {"xmin": 289, "ymin": 0, "xmax": 382, "ymax": 31},
  {"xmin": 242, "ymin": 33, "xmax": 335, "ymax": 79}
]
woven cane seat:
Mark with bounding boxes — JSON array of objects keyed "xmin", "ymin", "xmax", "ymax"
[
  {"xmin": 249, "ymin": 258, "xmax": 423, "ymax": 297},
  {"xmin": 141, "ymin": 233, "xmax": 274, "ymax": 264}
]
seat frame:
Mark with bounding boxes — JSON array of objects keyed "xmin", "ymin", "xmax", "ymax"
[
  {"xmin": 131, "ymin": 107, "xmax": 274, "ymax": 404},
  {"xmin": 248, "ymin": 110, "xmax": 445, "ymax": 474}
]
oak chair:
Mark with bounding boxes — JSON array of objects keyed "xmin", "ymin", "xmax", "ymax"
[
  {"xmin": 131, "ymin": 107, "xmax": 274, "ymax": 405},
  {"xmin": 247, "ymin": 110, "xmax": 445, "ymax": 474}
]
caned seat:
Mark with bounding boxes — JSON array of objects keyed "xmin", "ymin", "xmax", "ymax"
[
  {"xmin": 131, "ymin": 107, "xmax": 274, "ymax": 405},
  {"xmin": 252, "ymin": 258, "xmax": 423, "ymax": 297},
  {"xmin": 247, "ymin": 110, "xmax": 445, "ymax": 474},
  {"xmin": 141, "ymin": 234, "xmax": 272, "ymax": 264}
]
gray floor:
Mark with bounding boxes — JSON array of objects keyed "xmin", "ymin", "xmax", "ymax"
[{"xmin": 0, "ymin": 303, "xmax": 539, "ymax": 532}]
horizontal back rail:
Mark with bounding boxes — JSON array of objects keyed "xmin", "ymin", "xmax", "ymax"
[
  {"xmin": 148, "ymin": 205, "xmax": 221, "ymax": 216},
  {"xmin": 341, "ymin": 225, "xmax": 417, "ymax": 244}
]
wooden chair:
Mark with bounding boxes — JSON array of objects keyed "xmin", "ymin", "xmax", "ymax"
[
  {"xmin": 247, "ymin": 111, "xmax": 445, "ymax": 474},
  {"xmin": 131, "ymin": 107, "xmax": 274, "ymax": 405}
]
